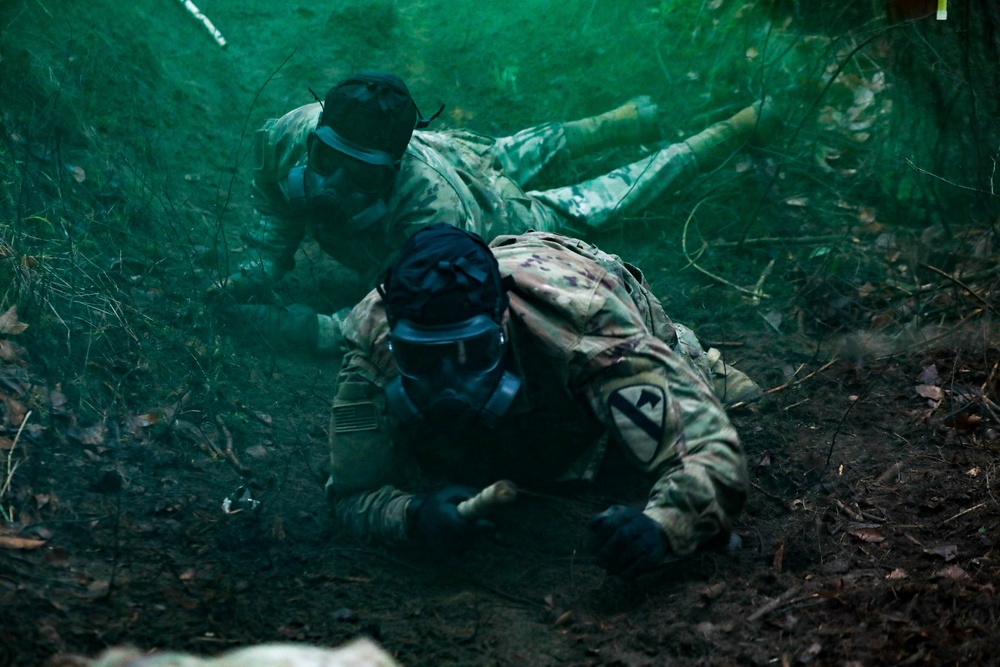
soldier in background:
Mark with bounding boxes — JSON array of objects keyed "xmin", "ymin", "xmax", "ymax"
[
  {"xmin": 215, "ymin": 71, "xmax": 775, "ymax": 354},
  {"xmin": 325, "ymin": 224, "xmax": 756, "ymax": 579}
]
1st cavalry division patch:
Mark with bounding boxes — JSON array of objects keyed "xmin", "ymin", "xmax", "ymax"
[{"xmin": 608, "ymin": 384, "xmax": 666, "ymax": 463}]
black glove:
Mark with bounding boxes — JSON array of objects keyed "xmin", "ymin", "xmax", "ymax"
[
  {"xmin": 589, "ymin": 505, "xmax": 669, "ymax": 580},
  {"xmin": 406, "ymin": 486, "xmax": 495, "ymax": 552},
  {"xmin": 222, "ymin": 303, "xmax": 319, "ymax": 351}
]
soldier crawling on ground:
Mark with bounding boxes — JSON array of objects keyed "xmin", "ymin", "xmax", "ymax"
[
  {"xmin": 324, "ymin": 223, "xmax": 759, "ymax": 578},
  {"xmin": 212, "ymin": 71, "xmax": 776, "ymax": 353}
]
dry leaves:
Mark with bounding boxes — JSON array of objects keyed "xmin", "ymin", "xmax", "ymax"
[
  {"xmin": 0, "ymin": 535, "xmax": 46, "ymax": 550},
  {"xmin": 847, "ymin": 523, "xmax": 886, "ymax": 543},
  {"xmin": 0, "ymin": 306, "xmax": 28, "ymax": 335}
]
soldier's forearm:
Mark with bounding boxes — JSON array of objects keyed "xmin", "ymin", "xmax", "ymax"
[
  {"xmin": 644, "ymin": 447, "xmax": 747, "ymax": 556},
  {"xmin": 330, "ymin": 484, "xmax": 414, "ymax": 545},
  {"xmin": 237, "ymin": 203, "xmax": 305, "ymax": 280}
]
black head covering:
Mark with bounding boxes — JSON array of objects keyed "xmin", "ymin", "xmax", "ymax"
[
  {"xmin": 320, "ymin": 71, "xmax": 418, "ymax": 160},
  {"xmin": 381, "ymin": 224, "xmax": 508, "ymax": 327}
]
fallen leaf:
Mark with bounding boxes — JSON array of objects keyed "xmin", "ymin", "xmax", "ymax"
[
  {"xmin": 3, "ymin": 395, "xmax": 27, "ymax": 426},
  {"xmin": 245, "ymin": 444, "xmax": 269, "ymax": 458},
  {"xmin": 0, "ymin": 535, "xmax": 46, "ymax": 550},
  {"xmin": 0, "ymin": 339, "xmax": 26, "ymax": 362},
  {"xmin": 66, "ymin": 164, "xmax": 86, "ymax": 183},
  {"xmin": 127, "ymin": 412, "xmax": 160, "ymax": 429},
  {"xmin": 50, "ymin": 384, "xmax": 67, "ymax": 413},
  {"xmin": 918, "ymin": 365, "xmax": 940, "ymax": 385},
  {"xmin": 924, "ymin": 544, "xmax": 958, "ymax": 562},
  {"xmin": 915, "ymin": 384, "xmax": 943, "ymax": 400},
  {"xmin": 848, "ymin": 526, "xmax": 885, "ymax": 543},
  {"xmin": 695, "ymin": 621, "xmax": 717, "ymax": 638},
  {"xmin": 858, "ymin": 207, "xmax": 876, "ymax": 224},
  {"xmin": 87, "ymin": 580, "xmax": 110, "ymax": 597},
  {"xmin": 68, "ymin": 422, "xmax": 108, "ymax": 445},
  {"xmin": 952, "ymin": 413, "xmax": 982, "ymax": 431},
  {"xmin": 886, "ymin": 568, "xmax": 908, "ymax": 580},
  {"xmin": 935, "ymin": 565, "xmax": 969, "ymax": 580},
  {"xmin": 0, "ymin": 306, "xmax": 28, "ymax": 335}
]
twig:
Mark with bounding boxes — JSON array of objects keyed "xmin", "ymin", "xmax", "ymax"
[
  {"xmin": 875, "ymin": 462, "xmax": 904, "ymax": 485},
  {"xmin": 728, "ymin": 360, "xmax": 838, "ymax": 410},
  {"xmin": 919, "ymin": 262, "xmax": 1000, "ymax": 316},
  {"xmin": 751, "ymin": 259, "xmax": 775, "ymax": 303},
  {"xmin": 215, "ymin": 414, "xmax": 250, "ymax": 477},
  {"xmin": 681, "ymin": 200, "xmax": 770, "ymax": 298},
  {"xmin": 942, "ymin": 501, "xmax": 987, "ymax": 525},
  {"xmin": 711, "ymin": 234, "xmax": 850, "ymax": 248},
  {"xmin": 904, "ymin": 157, "xmax": 999, "ymax": 198},
  {"xmin": 824, "ymin": 363, "xmax": 890, "ymax": 470},
  {"xmin": 177, "ymin": 0, "xmax": 227, "ymax": 48},
  {"xmin": 173, "ymin": 419, "xmax": 223, "ymax": 456},
  {"xmin": 1, "ymin": 410, "xmax": 31, "ymax": 522},
  {"xmin": 750, "ymin": 481, "xmax": 788, "ymax": 505},
  {"xmin": 747, "ymin": 585, "xmax": 802, "ymax": 622},
  {"xmin": 834, "ymin": 499, "xmax": 866, "ymax": 522},
  {"xmin": 980, "ymin": 395, "xmax": 1000, "ymax": 426}
]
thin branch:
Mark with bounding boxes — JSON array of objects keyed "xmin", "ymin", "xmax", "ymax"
[
  {"xmin": 681, "ymin": 199, "xmax": 770, "ymax": 298},
  {"xmin": 904, "ymin": 157, "xmax": 999, "ymax": 198},
  {"xmin": 919, "ymin": 262, "xmax": 1000, "ymax": 316}
]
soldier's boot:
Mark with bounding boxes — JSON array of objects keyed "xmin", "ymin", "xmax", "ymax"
[
  {"xmin": 684, "ymin": 97, "xmax": 779, "ymax": 172},
  {"xmin": 561, "ymin": 96, "xmax": 661, "ymax": 157},
  {"xmin": 705, "ymin": 347, "xmax": 763, "ymax": 406}
]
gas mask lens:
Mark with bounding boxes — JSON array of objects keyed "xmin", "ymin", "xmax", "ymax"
[
  {"xmin": 389, "ymin": 316, "xmax": 504, "ymax": 380},
  {"xmin": 307, "ymin": 139, "xmax": 392, "ymax": 194}
]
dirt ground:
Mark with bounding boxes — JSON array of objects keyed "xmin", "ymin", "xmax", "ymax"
[{"xmin": 2, "ymin": 1, "xmax": 1000, "ymax": 665}]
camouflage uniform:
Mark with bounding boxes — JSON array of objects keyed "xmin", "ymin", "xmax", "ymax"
[
  {"xmin": 326, "ymin": 231, "xmax": 747, "ymax": 557},
  {"xmin": 246, "ymin": 102, "xmax": 699, "ymax": 289}
]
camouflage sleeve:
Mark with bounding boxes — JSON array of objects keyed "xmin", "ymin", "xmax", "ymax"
[
  {"xmin": 235, "ymin": 106, "xmax": 318, "ymax": 283},
  {"xmin": 584, "ymin": 340, "xmax": 747, "ymax": 556},
  {"xmin": 236, "ymin": 205, "xmax": 304, "ymax": 283},
  {"xmin": 325, "ymin": 292, "xmax": 415, "ymax": 545},
  {"xmin": 326, "ymin": 379, "xmax": 415, "ymax": 546},
  {"xmin": 584, "ymin": 343, "xmax": 747, "ymax": 556}
]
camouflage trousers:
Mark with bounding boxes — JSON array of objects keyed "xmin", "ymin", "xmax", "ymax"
[{"xmin": 492, "ymin": 121, "xmax": 699, "ymax": 233}]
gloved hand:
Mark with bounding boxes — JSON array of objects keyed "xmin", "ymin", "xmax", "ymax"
[
  {"xmin": 589, "ymin": 505, "xmax": 669, "ymax": 580},
  {"xmin": 207, "ymin": 267, "xmax": 278, "ymax": 307},
  {"xmin": 222, "ymin": 303, "xmax": 319, "ymax": 351},
  {"xmin": 406, "ymin": 486, "xmax": 495, "ymax": 552}
]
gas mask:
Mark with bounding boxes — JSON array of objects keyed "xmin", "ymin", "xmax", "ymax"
[
  {"xmin": 287, "ymin": 125, "xmax": 397, "ymax": 231},
  {"xmin": 384, "ymin": 314, "xmax": 521, "ymax": 429}
]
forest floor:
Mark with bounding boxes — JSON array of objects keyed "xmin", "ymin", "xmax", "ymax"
[{"xmin": 2, "ymin": 1, "xmax": 999, "ymax": 665}]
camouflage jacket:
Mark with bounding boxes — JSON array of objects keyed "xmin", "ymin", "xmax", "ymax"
[
  {"xmin": 245, "ymin": 102, "xmax": 560, "ymax": 287},
  {"xmin": 326, "ymin": 231, "xmax": 747, "ymax": 557}
]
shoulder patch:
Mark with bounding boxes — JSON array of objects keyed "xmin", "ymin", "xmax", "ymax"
[
  {"xmin": 333, "ymin": 401, "xmax": 378, "ymax": 433},
  {"xmin": 608, "ymin": 384, "xmax": 666, "ymax": 463}
]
